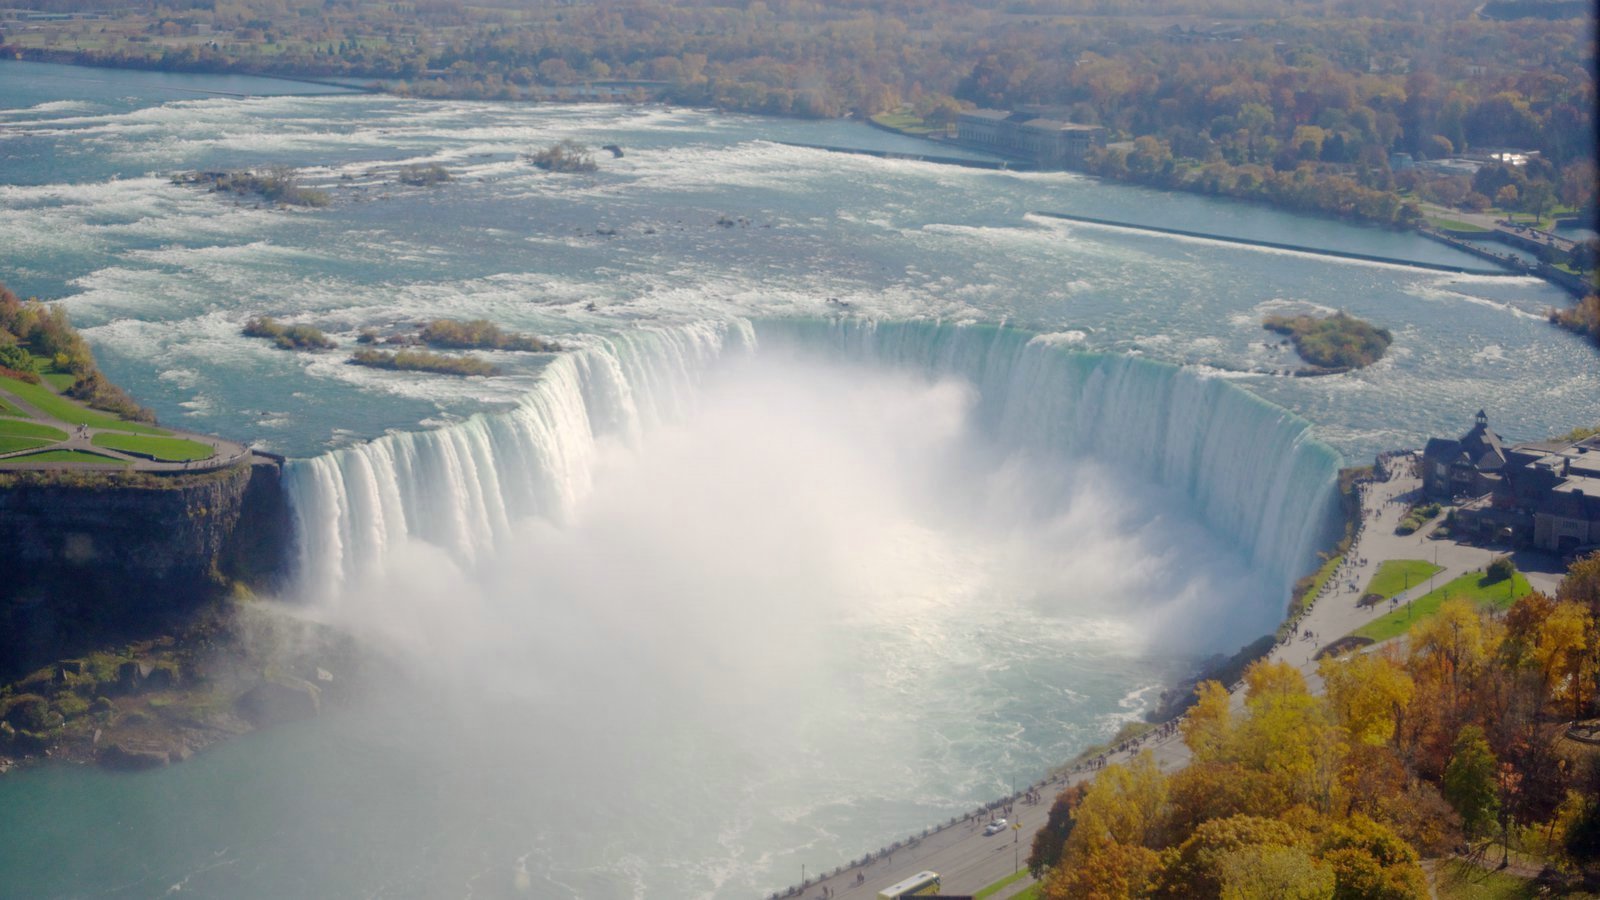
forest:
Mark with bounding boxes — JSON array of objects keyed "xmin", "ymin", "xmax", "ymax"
[
  {"xmin": 3, "ymin": 0, "xmax": 1593, "ymax": 230},
  {"xmin": 1027, "ymin": 552, "xmax": 1600, "ymax": 898}
]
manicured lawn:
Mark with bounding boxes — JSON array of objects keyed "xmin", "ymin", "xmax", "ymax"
[
  {"xmin": 1011, "ymin": 883, "xmax": 1043, "ymax": 900},
  {"xmin": 8, "ymin": 448, "xmax": 127, "ymax": 465},
  {"xmin": 0, "ymin": 394, "xmax": 24, "ymax": 417},
  {"xmin": 1429, "ymin": 217, "xmax": 1491, "ymax": 233},
  {"xmin": 0, "ymin": 436, "xmax": 53, "ymax": 454},
  {"xmin": 0, "ymin": 376, "xmax": 168, "ymax": 435},
  {"xmin": 1353, "ymin": 570, "xmax": 1532, "ymax": 643},
  {"xmin": 0, "ymin": 419, "xmax": 69, "ymax": 443},
  {"xmin": 870, "ymin": 111, "xmax": 938, "ymax": 135},
  {"xmin": 91, "ymin": 432, "xmax": 214, "ymax": 462},
  {"xmin": 1364, "ymin": 559, "xmax": 1443, "ymax": 600},
  {"xmin": 976, "ymin": 869, "xmax": 1032, "ymax": 899}
]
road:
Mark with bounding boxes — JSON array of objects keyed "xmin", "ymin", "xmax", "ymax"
[{"xmin": 777, "ymin": 454, "xmax": 1568, "ymax": 900}]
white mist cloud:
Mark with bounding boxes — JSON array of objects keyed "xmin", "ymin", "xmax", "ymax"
[
  {"xmin": 321, "ymin": 348, "xmax": 1277, "ymax": 706},
  {"xmin": 298, "ymin": 347, "xmax": 1281, "ymax": 898}
]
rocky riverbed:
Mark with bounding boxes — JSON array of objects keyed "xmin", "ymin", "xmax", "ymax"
[{"xmin": 0, "ymin": 599, "xmax": 350, "ymax": 774}]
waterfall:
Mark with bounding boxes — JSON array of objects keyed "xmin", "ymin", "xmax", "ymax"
[
  {"xmin": 284, "ymin": 319, "xmax": 752, "ymax": 601},
  {"xmin": 757, "ymin": 319, "xmax": 1345, "ymax": 592},
  {"xmin": 284, "ymin": 317, "xmax": 1342, "ymax": 602}
]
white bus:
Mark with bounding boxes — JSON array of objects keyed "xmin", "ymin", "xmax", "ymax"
[{"xmin": 876, "ymin": 870, "xmax": 941, "ymax": 899}]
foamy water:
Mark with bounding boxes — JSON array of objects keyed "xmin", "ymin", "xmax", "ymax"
[{"xmin": 0, "ymin": 59, "xmax": 1595, "ymax": 899}]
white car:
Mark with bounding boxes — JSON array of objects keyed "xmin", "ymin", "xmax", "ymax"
[{"xmin": 983, "ymin": 819, "xmax": 1007, "ymax": 835}]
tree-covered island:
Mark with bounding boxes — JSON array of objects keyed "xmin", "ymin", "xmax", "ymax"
[{"xmin": 1265, "ymin": 311, "xmax": 1393, "ymax": 373}]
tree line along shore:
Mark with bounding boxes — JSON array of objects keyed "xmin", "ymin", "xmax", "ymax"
[
  {"xmin": 9, "ymin": 0, "xmax": 1595, "ymax": 334},
  {"xmin": 1017, "ymin": 552, "xmax": 1600, "ymax": 899}
]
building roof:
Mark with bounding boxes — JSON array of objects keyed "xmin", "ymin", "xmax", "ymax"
[
  {"xmin": 1020, "ymin": 118, "xmax": 1105, "ymax": 133},
  {"xmin": 1424, "ymin": 436, "xmax": 1462, "ymax": 461},
  {"xmin": 959, "ymin": 109, "xmax": 1012, "ymax": 122},
  {"xmin": 1457, "ymin": 414, "xmax": 1508, "ymax": 471},
  {"xmin": 1539, "ymin": 480, "xmax": 1600, "ymax": 520}
]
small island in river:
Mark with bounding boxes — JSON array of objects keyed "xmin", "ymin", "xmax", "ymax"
[{"xmin": 1264, "ymin": 311, "xmax": 1393, "ymax": 375}]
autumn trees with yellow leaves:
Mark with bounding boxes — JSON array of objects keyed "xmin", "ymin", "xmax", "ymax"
[{"xmin": 1029, "ymin": 552, "xmax": 1600, "ymax": 898}]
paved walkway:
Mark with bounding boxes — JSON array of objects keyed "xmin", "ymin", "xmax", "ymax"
[
  {"xmin": 780, "ymin": 455, "xmax": 1567, "ymax": 900},
  {"xmin": 0, "ymin": 384, "xmax": 250, "ymax": 473}
]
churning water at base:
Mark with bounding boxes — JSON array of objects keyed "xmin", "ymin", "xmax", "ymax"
[{"xmin": 144, "ymin": 318, "xmax": 1343, "ymax": 899}]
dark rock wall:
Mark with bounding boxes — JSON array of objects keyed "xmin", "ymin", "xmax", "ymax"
[{"xmin": 0, "ymin": 459, "xmax": 291, "ymax": 680}]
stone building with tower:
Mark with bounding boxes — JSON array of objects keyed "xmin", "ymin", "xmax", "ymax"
[{"xmin": 1422, "ymin": 411, "xmax": 1600, "ymax": 554}]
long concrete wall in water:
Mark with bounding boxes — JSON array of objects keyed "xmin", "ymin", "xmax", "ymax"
[{"xmin": 1033, "ymin": 210, "xmax": 1517, "ymax": 276}]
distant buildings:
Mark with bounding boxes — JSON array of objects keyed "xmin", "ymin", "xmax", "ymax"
[
  {"xmin": 1423, "ymin": 410, "xmax": 1600, "ymax": 554},
  {"xmin": 956, "ymin": 109, "xmax": 1106, "ymax": 169}
]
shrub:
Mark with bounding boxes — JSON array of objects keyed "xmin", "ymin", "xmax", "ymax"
[
  {"xmin": 1485, "ymin": 555, "xmax": 1515, "ymax": 583},
  {"xmin": 525, "ymin": 139, "xmax": 598, "ymax": 173},
  {"xmin": 2, "ymin": 694, "xmax": 52, "ymax": 731},
  {"xmin": 53, "ymin": 693, "xmax": 89, "ymax": 719},
  {"xmin": 1548, "ymin": 294, "xmax": 1599, "ymax": 348},
  {"xmin": 176, "ymin": 168, "xmax": 330, "ymax": 207},
  {"xmin": 0, "ymin": 343, "xmax": 36, "ymax": 374},
  {"xmin": 349, "ymin": 348, "xmax": 498, "ymax": 376},
  {"xmin": 243, "ymin": 316, "xmax": 336, "ymax": 350},
  {"xmin": 419, "ymin": 318, "xmax": 559, "ymax": 352}
]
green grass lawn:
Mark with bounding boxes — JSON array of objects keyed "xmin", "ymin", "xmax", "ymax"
[
  {"xmin": 1365, "ymin": 559, "xmax": 1444, "ymax": 600},
  {"xmin": 0, "ymin": 419, "xmax": 69, "ymax": 455},
  {"xmin": 28, "ymin": 353, "xmax": 78, "ymax": 391},
  {"xmin": 91, "ymin": 432, "xmax": 214, "ymax": 462},
  {"xmin": 0, "ymin": 376, "xmax": 168, "ymax": 435},
  {"xmin": 1010, "ymin": 882, "xmax": 1043, "ymax": 900},
  {"xmin": 976, "ymin": 869, "xmax": 1032, "ymax": 899},
  {"xmin": 0, "ymin": 394, "xmax": 22, "ymax": 417},
  {"xmin": 1429, "ymin": 217, "xmax": 1491, "ymax": 233},
  {"xmin": 8, "ymin": 448, "xmax": 128, "ymax": 465},
  {"xmin": 870, "ymin": 111, "xmax": 938, "ymax": 135},
  {"xmin": 1352, "ymin": 570, "xmax": 1532, "ymax": 643},
  {"xmin": 0, "ymin": 419, "xmax": 69, "ymax": 443},
  {"xmin": 0, "ymin": 436, "xmax": 54, "ymax": 454}
]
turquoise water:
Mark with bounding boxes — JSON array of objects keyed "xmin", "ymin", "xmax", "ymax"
[{"xmin": 0, "ymin": 60, "xmax": 1595, "ymax": 899}]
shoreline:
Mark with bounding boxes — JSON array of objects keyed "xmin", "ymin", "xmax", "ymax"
[
  {"xmin": 774, "ymin": 450, "xmax": 1573, "ymax": 900},
  {"xmin": 6, "ymin": 54, "xmax": 1589, "ymax": 305}
]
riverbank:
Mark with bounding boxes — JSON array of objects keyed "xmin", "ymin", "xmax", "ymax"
[
  {"xmin": 782, "ymin": 451, "xmax": 1572, "ymax": 900},
  {"xmin": 859, "ymin": 120, "xmax": 1595, "ymax": 305},
  {"xmin": 0, "ymin": 599, "xmax": 355, "ymax": 776}
]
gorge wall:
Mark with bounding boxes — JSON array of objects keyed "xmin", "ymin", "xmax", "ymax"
[{"xmin": 0, "ymin": 458, "xmax": 291, "ymax": 680}]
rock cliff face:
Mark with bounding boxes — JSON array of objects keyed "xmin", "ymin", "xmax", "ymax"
[{"xmin": 0, "ymin": 459, "xmax": 291, "ymax": 680}]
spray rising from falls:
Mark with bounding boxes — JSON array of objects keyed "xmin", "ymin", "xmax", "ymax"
[{"xmin": 285, "ymin": 318, "xmax": 1342, "ymax": 604}]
